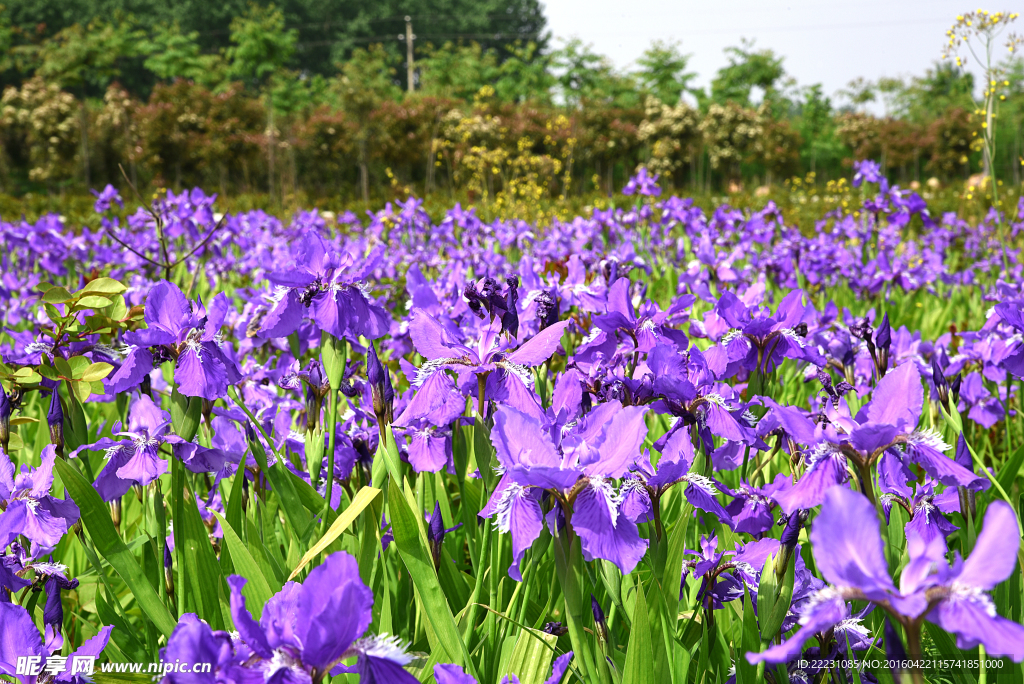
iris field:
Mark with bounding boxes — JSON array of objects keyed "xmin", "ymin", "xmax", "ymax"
[{"xmin": 1, "ymin": 162, "xmax": 1023, "ymax": 684}]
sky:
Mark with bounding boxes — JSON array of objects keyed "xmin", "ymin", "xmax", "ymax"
[{"xmin": 542, "ymin": 0, "xmax": 1000, "ymax": 107}]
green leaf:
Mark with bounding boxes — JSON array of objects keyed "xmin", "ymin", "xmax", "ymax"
[
  {"xmin": 53, "ymin": 458, "xmax": 177, "ymax": 637},
  {"xmin": 170, "ymin": 388, "xmax": 203, "ymax": 443},
  {"xmin": 762, "ymin": 552, "xmax": 796, "ymax": 644},
  {"xmin": 75, "ymin": 294, "xmax": 117, "ymax": 310},
  {"xmin": 79, "ymin": 362, "xmax": 114, "ymax": 382},
  {"xmin": 622, "ymin": 581, "xmax": 655, "ymax": 684},
  {"xmin": 54, "ymin": 356, "xmax": 74, "ymax": 380},
  {"xmin": 662, "ymin": 504, "xmax": 690, "ymax": 623},
  {"xmin": 225, "ymin": 464, "xmax": 246, "ymax": 539},
  {"xmin": 172, "ymin": 464, "xmax": 224, "ymax": 629},
  {"xmin": 925, "ymin": 623, "xmax": 977, "ymax": 684},
  {"xmin": 288, "ymin": 486, "xmax": 381, "ymax": 580},
  {"xmin": 71, "ymin": 379, "xmax": 93, "ymax": 403},
  {"xmin": 735, "ymin": 584, "xmax": 760, "ymax": 684},
  {"xmin": 321, "ymin": 333, "xmax": 346, "ymax": 387},
  {"xmin": 997, "ymin": 441, "xmax": 1024, "ymax": 495},
  {"xmin": 81, "ymin": 277, "xmax": 127, "ymax": 295},
  {"xmin": 245, "ymin": 517, "xmax": 287, "ymax": 590},
  {"xmin": 43, "ymin": 286, "xmax": 74, "ymax": 303},
  {"xmin": 756, "ymin": 552, "xmax": 777, "ymax": 635},
  {"xmin": 12, "ymin": 366, "xmax": 42, "ymax": 383},
  {"xmin": 212, "ymin": 512, "xmax": 273, "ymax": 620},
  {"xmin": 388, "ymin": 475, "xmax": 478, "ymax": 678},
  {"xmin": 553, "ymin": 533, "xmax": 598, "ymax": 683},
  {"xmin": 499, "ymin": 628, "xmax": 558, "ymax": 684}
]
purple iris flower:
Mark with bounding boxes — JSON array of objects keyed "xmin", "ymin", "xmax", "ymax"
[
  {"xmin": 879, "ymin": 480, "xmax": 959, "ymax": 548},
  {"xmin": 701, "ymin": 290, "xmax": 825, "ymax": 380},
  {"xmin": 408, "ymin": 309, "xmax": 569, "ymax": 420},
  {"xmin": 26, "ymin": 560, "xmax": 78, "ymax": 653},
  {"xmin": 91, "ymin": 184, "xmax": 123, "ymax": 213},
  {"xmin": 593, "ymin": 277, "xmax": 692, "ymax": 354},
  {"xmin": 0, "ymin": 600, "xmax": 112, "ymax": 683},
  {"xmin": 640, "ymin": 342, "xmax": 762, "ymax": 453},
  {"xmin": 206, "ymin": 550, "xmax": 419, "ymax": 681},
  {"xmin": 720, "ymin": 475, "xmax": 790, "ymax": 535},
  {"xmin": 254, "ymin": 230, "xmax": 389, "ymax": 341},
  {"xmin": 72, "ymin": 395, "xmax": 184, "ymax": 501},
  {"xmin": 749, "ymin": 487, "xmax": 1024, "ymax": 665},
  {"xmin": 0, "ymin": 446, "xmax": 80, "ymax": 557},
  {"xmin": 681, "ymin": 533, "xmax": 742, "ymax": 609},
  {"xmin": 622, "ymin": 167, "xmax": 661, "ymax": 197},
  {"xmin": 107, "ymin": 281, "xmax": 241, "ymax": 400},
  {"xmin": 993, "ymin": 299, "xmax": 1024, "ymax": 377},
  {"xmin": 480, "ymin": 401, "xmax": 650, "ymax": 578},
  {"xmin": 636, "ymin": 426, "xmax": 732, "ymax": 523},
  {"xmin": 779, "ymin": 362, "xmax": 985, "ymax": 513},
  {"xmin": 852, "ymin": 159, "xmax": 886, "ymax": 190}
]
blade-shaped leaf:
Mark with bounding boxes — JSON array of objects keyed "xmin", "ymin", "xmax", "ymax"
[
  {"xmin": 54, "ymin": 458, "xmax": 177, "ymax": 637},
  {"xmin": 388, "ymin": 476, "xmax": 479, "ymax": 680},
  {"xmin": 622, "ymin": 581, "xmax": 654, "ymax": 684},
  {"xmin": 288, "ymin": 486, "xmax": 381, "ymax": 580},
  {"xmin": 213, "ymin": 511, "xmax": 274, "ymax": 621}
]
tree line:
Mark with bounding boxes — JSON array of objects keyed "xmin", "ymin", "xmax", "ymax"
[{"xmin": 0, "ymin": 2, "xmax": 1017, "ymax": 200}]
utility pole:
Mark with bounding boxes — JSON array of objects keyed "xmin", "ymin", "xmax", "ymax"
[{"xmin": 404, "ymin": 16, "xmax": 415, "ymax": 93}]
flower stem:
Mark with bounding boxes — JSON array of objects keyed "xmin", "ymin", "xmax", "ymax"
[{"xmin": 906, "ymin": 620, "xmax": 925, "ymax": 684}]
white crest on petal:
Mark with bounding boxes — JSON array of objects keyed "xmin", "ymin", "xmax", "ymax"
[
  {"xmin": 494, "ymin": 482, "xmax": 529, "ymax": 534},
  {"xmin": 352, "ymin": 633, "xmax": 414, "ymax": 666},
  {"xmin": 804, "ymin": 442, "xmax": 842, "ymax": 468},
  {"xmin": 780, "ymin": 328, "xmax": 806, "ymax": 347},
  {"xmin": 682, "ymin": 473, "xmax": 719, "ymax": 495},
  {"xmin": 906, "ymin": 428, "xmax": 951, "ymax": 453},
  {"xmin": 262, "ymin": 648, "xmax": 304, "ymax": 681},
  {"xmin": 588, "ymin": 476, "xmax": 621, "ymax": 528},
  {"xmin": 800, "ymin": 586, "xmax": 843, "ymax": 623},
  {"xmin": 948, "ymin": 582, "xmax": 997, "ymax": 616}
]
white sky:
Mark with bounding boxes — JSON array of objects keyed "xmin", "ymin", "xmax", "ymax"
[{"xmin": 542, "ymin": 0, "xmax": 1006, "ymax": 106}]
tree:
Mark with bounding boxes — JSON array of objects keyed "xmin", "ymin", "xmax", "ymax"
[
  {"xmin": 708, "ymin": 39, "xmax": 786, "ymax": 108},
  {"xmin": 494, "ymin": 41, "xmax": 554, "ymax": 103},
  {"xmin": 227, "ymin": 3, "xmax": 296, "ymax": 87},
  {"xmin": 141, "ymin": 23, "xmax": 224, "ymax": 87},
  {"xmin": 797, "ymin": 84, "xmax": 843, "ymax": 174},
  {"xmin": 227, "ymin": 3, "xmax": 297, "ymax": 203},
  {"xmin": 635, "ymin": 40, "xmax": 695, "ymax": 105},
  {"xmin": 551, "ymin": 38, "xmax": 635, "ymax": 108},
  {"xmin": 337, "ymin": 44, "xmax": 401, "ymax": 203},
  {"xmin": 837, "ymin": 77, "xmax": 876, "ymax": 112},
  {"xmin": 418, "ymin": 42, "xmax": 499, "ymax": 101},
  {"xmin": 28, "ymin": 15, "xmax": 144, "ymax": 91},
  {"xmin": 1, "ymin": 0, "xmax": 548, "ymax": 93}
]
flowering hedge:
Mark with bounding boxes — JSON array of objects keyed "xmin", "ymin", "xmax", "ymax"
[
  {"xmin": 0, "ymin": 162, "xmax": 1023, "ymax": 683},
  {"xmin": 0, "ymin": 77, "xmax": 995, "ymax": 200}
]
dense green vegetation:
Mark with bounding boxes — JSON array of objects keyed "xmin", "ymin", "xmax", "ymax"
[{"xmin": 0, "ymin": 4, "xmax": 1019, "ymax": 212}]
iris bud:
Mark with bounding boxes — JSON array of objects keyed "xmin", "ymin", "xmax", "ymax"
[
  {"xmin": 163, "ymin": 541, "xmax": 175, "ymax": 597},
  {"xmin": 427, "ymin": 501, "xmax": 445, "ymax": 571},
  {"xmin": 110, "ymin": 497, "xmax": 122, "ymax": 533},
  {"xmin": 0, "ymin": 389, "xmax": 11, "ymax": 454},
  {"xmin": 47, "ymin": 388, "xmax": 64, "ymax": 459},
  {"xmin": 591, "ymin": 594, "xmax": 609, "ymax": 645},
  {"xmin": 775, "ymin": 509, "xmax": 807, "ymax": 579},
  {"xmin": 367, "ymin": 344, "xmax": 393, "ymax": 435},
  {"xmin": 875, "ymin": 313, "xmax": 892, "ymax": 377},
  {"xmin": 931, "ymin": 356, "xmax": 950, "ymax": 410}
]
